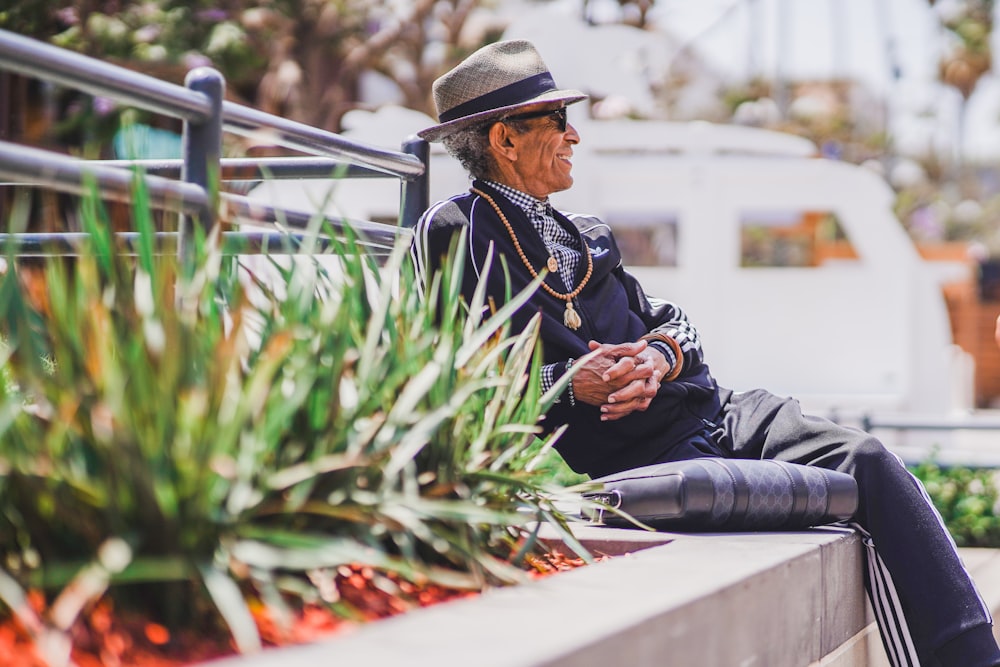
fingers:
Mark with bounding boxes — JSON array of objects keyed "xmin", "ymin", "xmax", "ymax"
[
  {"xmin": 606, "ymin": 373, "xmax": 659, "ymax": 404},
  {"xmin": 600, "ymin": 393, "xmax": 654, "ymax": 420},
  {"xmin": 602, "ymin": 355, "xmax": 638, "ymax": 382},
  {"xmin": 598, "ymin": 344, "xmax": 654, "ymax": 384},
  {"xmin": 605, "ymin": 351, "xmax": 661, "ymax": 387},
  {"xmin": 574, "ymin": 340, "xmax": 667, "ymax": 416},
  {"xmin": 601, "ymin": 376, "xmax": 660, "ymax": 421},
  {"xmin": 589, "ymin": 339, "xmax": 648, "ymax": 357},
  {"xmin": 644, "ymin": 346, "xmax": 670, "ymax": 383}
]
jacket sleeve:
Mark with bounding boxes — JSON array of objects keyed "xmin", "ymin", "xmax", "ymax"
[
  {"xmin": 410, "ymin": 199, "xmax": 470, "ymax": 289},
  {"xmin": 616, "ymin": 265, "xmax": 704, "ymax": 373}
]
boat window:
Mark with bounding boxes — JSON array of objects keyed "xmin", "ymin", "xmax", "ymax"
[
  {"xmin": 607, "ymin": 211, "xmax": 679, "ymax": 267},
  {"xmin": 740, "ymin": 210, "xmax": 859, "ymax": 267}
]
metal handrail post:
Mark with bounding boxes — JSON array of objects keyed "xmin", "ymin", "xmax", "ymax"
[
  {"xmin": 399, "ymin": 136, "xmax": 429, "ymax": 228},
  {"xmin": 180, "ymin": 67, "xmax": 224, "ymax": 266}
]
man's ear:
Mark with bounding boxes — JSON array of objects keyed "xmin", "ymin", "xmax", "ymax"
[{"xmin": 489, "ymin": 122, "xmax": 518, "ymax": 160}]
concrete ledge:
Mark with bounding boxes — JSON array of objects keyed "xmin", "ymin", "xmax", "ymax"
[{"xmin": 209, "ymin": 525, "xmax": 898, "ymax": 667}]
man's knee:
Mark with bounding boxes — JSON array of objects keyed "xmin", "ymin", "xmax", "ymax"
[{"xmin": 843, "ymin": 436, "xmax": 901, "ymax": 480}]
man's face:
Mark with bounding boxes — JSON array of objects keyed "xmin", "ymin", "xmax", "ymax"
[{"xmin": 500, "ymin": 105, "xmax": 580, "ymax": 199}]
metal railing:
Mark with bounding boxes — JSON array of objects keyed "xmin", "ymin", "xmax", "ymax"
[
  {"xmin": 823, "ymin": 410, "xmax": 1000, "ymax": 467},
  {"xmin": 860, "ymin": 413, "xmax": 1000, "ymax": 433},
  {"xmin": 0, "ymin": 28, "xmax": 428, "ymax": 261}
]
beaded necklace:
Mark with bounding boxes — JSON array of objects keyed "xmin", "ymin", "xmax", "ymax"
[{"xmin": 471, "ymin": 187, "xmax": 593, "ymax": 330}]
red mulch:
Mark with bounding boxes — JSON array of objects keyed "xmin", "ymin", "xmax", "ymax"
[{"xmin": 0, "ymin": 552, "xmax": 593, "ymax": 666}]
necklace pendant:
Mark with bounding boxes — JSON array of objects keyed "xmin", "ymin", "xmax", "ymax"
[
  {"xmin": 547, "ymin": 256, "xmax": 558, "ymax": 273},
  {"xmin": 564, "ymin": 301, "xmax": 582, "ymax": 330}
]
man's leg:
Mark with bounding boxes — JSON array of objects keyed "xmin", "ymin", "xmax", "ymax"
[{"xmin": 715, "ymin": 389, "xmax": 999, "ymax": 667}]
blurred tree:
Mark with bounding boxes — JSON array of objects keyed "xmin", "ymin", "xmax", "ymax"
[
  {"xmin": 582, "ymin": 0, "xmax": 656, "ymax": 27},
  {"xmin": 931, "ymin": 0, "xmax": 994, "ymax": 165},
  {"xmin": 0, "ymin": 0, "xmax": 488, "ymax": 136}
]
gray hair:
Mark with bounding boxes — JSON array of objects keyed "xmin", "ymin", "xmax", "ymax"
[{"xmin": 441, "ymin": 118, "xmax": 532, "ymax": 180}]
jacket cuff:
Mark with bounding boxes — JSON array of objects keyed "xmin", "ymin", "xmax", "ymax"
[
  {"xmin": 543, "ymin": 360, "xmax": 576, "ymax": 406},
  {"xmin": 641, "ymin": 333, "xmax": 684, "ymax": 381}
]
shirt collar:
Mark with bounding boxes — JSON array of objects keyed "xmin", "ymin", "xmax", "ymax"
[{"xmin": 485, "ymin": 181, "xmax": 552, "ymax": 219}]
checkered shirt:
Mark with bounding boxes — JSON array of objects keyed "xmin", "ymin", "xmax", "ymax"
[
  {"xmin": 485, "ymin": 183, "xmax": 584, "ymax": 398},
  {"xmin": 485, "ymin": 181, "xmax": 582, "ymax": 289}
]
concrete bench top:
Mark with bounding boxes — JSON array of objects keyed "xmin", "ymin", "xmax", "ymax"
[{"xmin": 206, "ymin": 524, "xmax": 906, "ymax": 667}]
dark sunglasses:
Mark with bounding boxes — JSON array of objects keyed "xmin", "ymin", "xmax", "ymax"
[{"xmin": 503, "ymin": 106, "xmax": 568, "ymax": 132}]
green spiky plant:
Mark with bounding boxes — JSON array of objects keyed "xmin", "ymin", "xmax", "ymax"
[{"xmin": 0, "ymin": 176, "xmax": 590, "ymax": 662}]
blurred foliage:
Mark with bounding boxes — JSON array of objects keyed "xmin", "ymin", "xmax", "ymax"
[
  {"xmin": 934, "ymin": 0, "xmax": 994, "ymax": 100},
  {"xmin": 713, "ymin": 2, "xmax": 1000, "ymax": 257},
  {"xmin": 527, "ymin": 446, "xmax": 590, "ymax": 487},
  {"xmin": 0, "ymin": 178, "xmax": 591, "ymax": 659},
  {"xmin": 1, "ymin": 1, "xmax": 266, "ymax": 94},
  {"xmin": 0, "ymin": 0, "xmax": 489, "ymax": 134},
  {"xmin": 910, "ymin": 459, "xmax": 1000, "ymax": 548}
]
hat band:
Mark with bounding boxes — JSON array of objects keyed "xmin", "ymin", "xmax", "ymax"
[{"xmin": 438, "ymin": 71, "xmax": 556, "ymax": 123}]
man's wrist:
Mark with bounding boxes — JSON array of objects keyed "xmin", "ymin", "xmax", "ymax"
[
  {"xmin": 641, "ymin": 333, "xmax": 683, "ymax": 381},
  {"xmin": 542, "ymin": 360, "xmax": 576, "ymax": 406}
]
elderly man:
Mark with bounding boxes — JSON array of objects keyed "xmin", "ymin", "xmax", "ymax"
[{"xmin": 411, "ymin": 39, "xmax": 1000, "ymax": 667}]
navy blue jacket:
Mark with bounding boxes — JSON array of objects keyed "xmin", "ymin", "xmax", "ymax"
[{"xmin": 413, "ymin": 181, "xmax": 724, "ymax": 477}]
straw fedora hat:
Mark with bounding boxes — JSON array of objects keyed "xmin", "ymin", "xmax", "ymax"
[{"xmin": 418, "ymin": 40, "xmax": 587, "ymax": 142}]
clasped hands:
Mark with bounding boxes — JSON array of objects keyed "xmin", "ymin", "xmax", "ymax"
[{"xmin": 572, "ymin": 339, "xmax": 669, "ymax": 421}]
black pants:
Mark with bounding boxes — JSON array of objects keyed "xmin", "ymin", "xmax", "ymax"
[{"xmin": 657, "ymin": 389, "xmax": 1000, "ymax": 667}]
